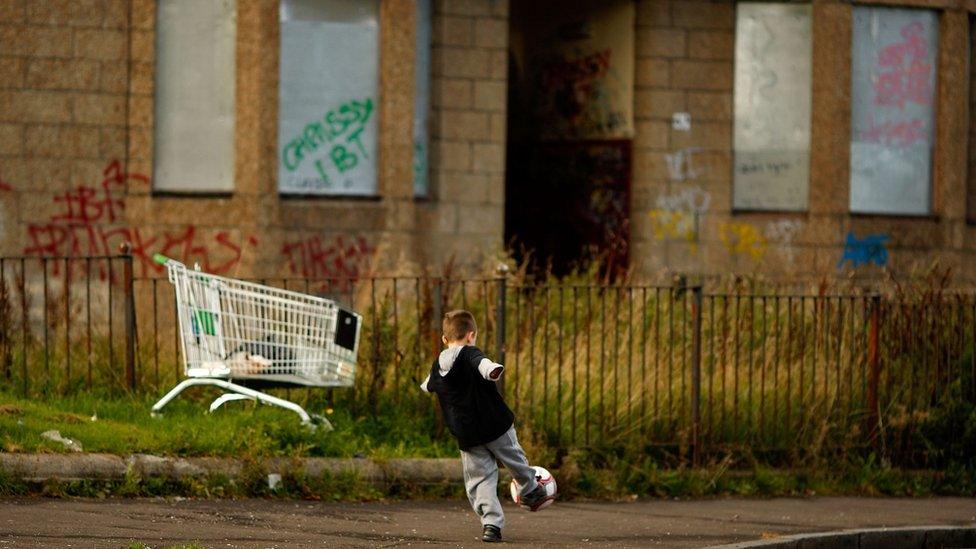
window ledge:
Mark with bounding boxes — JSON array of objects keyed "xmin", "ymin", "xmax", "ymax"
[
  {"xmin": 150, "ymin": 191, "xmax": 235, "ymax": 199},
  {"xmin": 849, "ymin": 212, "xmax": 940, "ymax": 222},
  {"xmin": 279, "ymin": 193, "xmax": 382, "ymax": 202}
]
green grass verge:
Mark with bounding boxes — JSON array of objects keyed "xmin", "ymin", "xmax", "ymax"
[
  {"xmin": 1, "ymin": 389, "xmax": 972, "ymax": 500},
  {"xmin": 0, "ymin": 389, "xmax": 455, "ymax": 459},
  {"xmin": 0, "ymin": 459, "xmax": 971, "ymax": 501}
]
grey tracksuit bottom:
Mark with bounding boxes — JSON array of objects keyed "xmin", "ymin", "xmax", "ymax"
[{"xmin": 461, "ymin": 425, "xmax": 538, "ymax": 529}]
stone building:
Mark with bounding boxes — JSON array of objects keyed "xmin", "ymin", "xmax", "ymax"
[{"xmin": 0, "ymin": 0, "xmax": 974, "ymax": 283}]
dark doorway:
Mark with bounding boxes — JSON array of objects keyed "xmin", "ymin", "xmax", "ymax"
[
  {"xmin": 504, "ymin": 0, "xmax": 635, "ymax": 278},
  {"xmin": 505, "ymin": 141, "xmax": 631, "ymax": 276}
]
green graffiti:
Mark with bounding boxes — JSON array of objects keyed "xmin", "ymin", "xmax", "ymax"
[
  {"xmin": 282, "ymin": 98, "xmax": 373, "ymax": 173},
  {"xmin": 413, "ymin": 142, "xmax": 427, "ymax": 192},
  {"xmin": 331, "ymin": 144, "xmax": 358, "ymax": 173},
  {"xmin": 314, "ymin": 158, "xmax": 332, "ymax": 185}
]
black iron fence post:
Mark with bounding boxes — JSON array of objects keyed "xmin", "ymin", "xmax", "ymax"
[
  {"xmin": 690, "ymin": 285, "xmax": 703, "ymax": 467},
  {"xmin": 867, "ymin": 294, "xmax": 881, "ymax": 449},
  {"xmin": 495, "ymin": 265, "xmax": 508, "ymax": 396},
  {"xmin": 431, "ymin": 279, "xmax": 445, "ymax": 437},
  {"xmin": 431, "ymin": 279, "xmax": 443, "ymax": 352},
  {"xmin": 121, "ymin": 243, "xmax": 137, "ymax": 392}
]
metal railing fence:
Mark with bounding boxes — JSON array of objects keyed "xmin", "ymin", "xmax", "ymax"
[{"xmin": 0, "ymin": 252, "xmax": 972, "ymax": 465}]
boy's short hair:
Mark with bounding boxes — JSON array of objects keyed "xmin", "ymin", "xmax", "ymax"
[{"xmin": 443, "ymin": 310, "xmax": 477, "ymax": 341}]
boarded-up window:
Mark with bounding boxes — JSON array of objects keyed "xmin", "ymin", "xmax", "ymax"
[
  {"xmin": 733, "ymin": 2, "xmax": 812, "ymax": 211},
  {"xmin": 154, "ymin": 0, "xmax": 237, "ymax": 193},
  {"xmin": 850, "ymin": 7, "xmax": 937, "ymax": 215},
  {"xmin": 414, "ymin": 0, "xmax": 431, "ymax": 197},
  {"xmin": 278, "ymin": 0, "xmax": 379, "ymax": 195}
]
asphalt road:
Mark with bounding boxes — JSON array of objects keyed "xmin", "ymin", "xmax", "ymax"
[{"xmin": 0, "ymin": 496, "xmax": 974, "ymax": 548}]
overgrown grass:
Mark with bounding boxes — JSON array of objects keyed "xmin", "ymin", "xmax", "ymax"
[
  {"xmin": 0, "ymin": 386, "xmax": 972, "ymax": 500},
  {"xmin": 0, "ymin": 389, "xmax": 454, "ymax": 459},
  {"xmin": 0, "ymin": 259, "xmax": 973, "ymax": 476}
]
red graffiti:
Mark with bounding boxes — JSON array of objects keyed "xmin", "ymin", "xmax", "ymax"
[
  {"xmin": 540, "ymin": 49, "xmax": 611, "ymax": 90},
  {"xmin": 536, "ymin": 49, "xmax": 612, "ymax": 127},
  {"xmin": 0, "ymin": 179, "xmax": 12, "ymax": 192},
  {"xmin": 281, "ymin": 235, "xmax": 373, "ymax": 282},
  {"xmin": 861, "ymin": 117, "xmax": 927, "ymax": 147},
  {"xmin": 874, "ymin": 21, "xmax": 932, "ymax": 109},
  {"xmin": 22, "ymin": 160, "xmax": 257, "ymax": 279},
  {"xmin": 47, "ymin": 160, "xmax": 147, "ymax": 225},
  {"xmin": 158, "ymin": 227, "xmax": 258, "ymax": 275}
]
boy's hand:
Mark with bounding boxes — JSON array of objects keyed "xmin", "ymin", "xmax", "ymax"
[{"xmin": 488, "ymin": 366, "xmax": 503, "ymax": 380}]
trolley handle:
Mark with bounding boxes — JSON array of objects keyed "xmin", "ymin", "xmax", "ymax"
[{"xmin": 154, "ymin": 253, "xmax": 186, "ymax": 283}]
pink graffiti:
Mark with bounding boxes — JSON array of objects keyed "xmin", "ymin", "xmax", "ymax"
[
  {"xmin": 861, "ymin": 117, "xmax": 927, "ymax": 147},
  {"xmin": 23, "ymin": 160, "xmax": 257, "ymax": 279},
  {"xmin": 874, "ymin": 21, "xmax": 932, "ymax": 109},
  {"xmin": 281, "ymin": 235, "xmax": 374, "ymax": 282}
]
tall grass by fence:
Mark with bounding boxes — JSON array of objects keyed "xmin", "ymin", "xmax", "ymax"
[{"xmin": 0, "ymin": 253, "xmax": 973, "ymax": 467}]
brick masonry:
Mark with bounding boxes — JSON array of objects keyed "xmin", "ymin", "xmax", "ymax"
[
  {"xmin": 419, "ymin": 0, "xmax": 508, "ymax": 269},
  {"xmin": 0, "ymin": 0, "xmax": 508, "ymax": 285},
  {"xmin": 633, "ymin": 0, "xmax": 976, "ymax": 284},
  {"xmin": 0, "ymin": 0, "xmax": 974, "ymax": 286}
]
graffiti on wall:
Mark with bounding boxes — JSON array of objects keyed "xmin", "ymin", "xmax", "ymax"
[
  {"xmin": 665, "ymin": 148, "xmax": 704, "ymax": 182},
  {"xmin": 519, "ymin": 1, "xmax": 635, "ymax": 141},
  {"xmin": 764, "ymin": 219, "xmax": 804, "ymax": 263},
  {"xmin": 649, "ymin": 144, "xmax": 708, "ymax": 248},
  {"xmin": 837, "ymin": 232, "xmax": 890, "ymax": 269},
  {"xmin": 281, "ymin": 234, "xmax": 374, "ymax": 281},
  {"xmin": 720, "ymin": 222, "xmax": 767, "ymax": 262},
  {"xmin": 280, "ymin": 97, "xmax": 374, "ymax": 192},
  {"xmin": 859, "ymin": 21, "xmax": 933, "ymax": 148},
  {"xmin": 850, "ymin": 9, "xmax": 936, "ymax": 215},
  {"xmin": 530, "ymin": 49, "xmax": 627, "ymax": 138},
  {"xmin": 873, "ymin": 21, "xmax": 932, "ymax": 109},
  {"xmin": 21, "ymin": 160, "xmax": 258, "ymax": 278},
  {"xmin": 279, "ymin": 12, "xmax": 379, "ymax": 195},
  {"xmin": 718, "ymin": 220, "xmax": 805, "ymax": 264},
  {"xmin": 648, "ymin": 186, "xmax": 711, "ymax": 248}
]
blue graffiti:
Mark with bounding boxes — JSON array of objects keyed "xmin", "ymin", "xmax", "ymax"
[{"xmin": 837, "ymin": 232, "xmax": 890, "ymax": 269}]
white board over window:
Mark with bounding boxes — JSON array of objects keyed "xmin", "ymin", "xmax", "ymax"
[
  {"xmin": 850, "ymin": 7, "xmax": 937, "ymax": 215},
  {"xmin": 154, "ymin": 0, "xmax": 237, "ymax": 193},
  {"xmin": 278, "ymin": 0, "xmax": 379, "ymax": 195},
  {"xmin": 733, "ymin": 2, "xmax": 812, "ymax": 211}
]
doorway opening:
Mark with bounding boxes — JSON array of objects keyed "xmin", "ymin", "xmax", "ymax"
[{"xmin": 504, "ymin": 0, "xmax": 635, "ymax": 278}]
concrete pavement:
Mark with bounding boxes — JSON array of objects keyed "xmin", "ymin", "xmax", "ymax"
[{"xmin": 0, "ymin": 496, "xmax": 973, "ymax": 548}]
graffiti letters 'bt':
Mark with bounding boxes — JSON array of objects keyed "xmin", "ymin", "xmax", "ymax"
[{"xmin": 280, "ymin": 98, "xmax": 375, "ymax": 194}]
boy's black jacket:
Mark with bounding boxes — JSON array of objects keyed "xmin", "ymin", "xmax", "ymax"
[{"xmin": 426, "ymin": 346, "xmax": 515, "ymax": 449}]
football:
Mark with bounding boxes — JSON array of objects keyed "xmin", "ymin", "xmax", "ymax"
[{"xmin": 510, "ymin": 466, "xmax": 557, "ymax": 511}]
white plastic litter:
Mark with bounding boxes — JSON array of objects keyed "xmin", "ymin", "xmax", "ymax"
[
  {"xmin": 40, "ymin": 430, "xmax": 83, "ymax": 452},
  {"xmin": 267, "ymin": 473, "xmax": 282, "ymax": 490}
]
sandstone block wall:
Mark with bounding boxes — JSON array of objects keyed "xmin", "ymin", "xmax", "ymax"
[
  {"xmin": 0, "ymin": 0, "xmax": 508, "ymax": 285},
  {"xmin": 631, "ymin": 0, "xmax": 975, "ymax": 285}
]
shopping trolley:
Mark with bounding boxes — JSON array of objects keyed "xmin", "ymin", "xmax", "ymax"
[{"xmin": 150, "ymin": 254, "xmax": 362, "ymax": 430}]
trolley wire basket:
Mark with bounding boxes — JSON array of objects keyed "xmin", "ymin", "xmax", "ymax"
[{"xmin": 150, "ymin": 254, "xmax": 362, "ymax": 429}]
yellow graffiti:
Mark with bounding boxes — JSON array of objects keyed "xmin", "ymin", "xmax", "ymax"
[
  {"xmin": 720, "ymin": 222, "xmax": 766, "ymax": 261},
  {"xmin": 649, "ymin": 209, "xmax": 699, "ymax": 251}
]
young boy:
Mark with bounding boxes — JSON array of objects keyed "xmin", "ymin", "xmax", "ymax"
[{"xmin": 420, "ymin": 310, "xmax": 551, "ymax": 543}]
